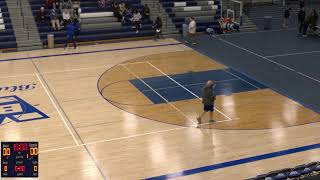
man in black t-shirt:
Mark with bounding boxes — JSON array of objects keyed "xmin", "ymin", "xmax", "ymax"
[{"xmin": 197, "ymin": 80, "xmax": 216, "ymax": 125}]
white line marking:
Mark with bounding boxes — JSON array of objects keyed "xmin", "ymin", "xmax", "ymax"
[
  {"xmin": 199, "ymin": 118, "xmax": 240, "ymax": 126},
  {"xmin": 0, "ymin": 73, "xmax": 36, "ymax": 79},
  {"xmin": 215, "ymin": 27, "xmax": 296, "ymax": 37},
  {"xmin": 297, "ymin": 72, "xmax": 320, "ymax": 83},
  {"xmin": 40, "ymin": 126, "xmax": 187, "ymax": 154},
  {"xmin": 36, "ymin": 73, "xmax": 80, "ymax": 146},
  {"xmin": 217, "ymin": 37, "xmax": 320, "ymax": 84},
  {"xmin": 41, "ymin": 65, "xmax": 108, "ymax": 74},
  {"xmin": 120, "ymin": 64, "xmax": 198, "ymax": 126},
  {"xmin": 0, "ymin": 66, "xmax": 108, "ymax": 79},
  {"xmin": 218, "ymin": 38, "xmax": 296, "ymax": 72},
  {"xmin": 223, "ymin": 70, "xmax": 260, "ymax": 89},
  {"xmin": 119, "ymin": 61, "xmax": 149, "ymax": 66},
  {"xmin": 266, "ymin": 50, "xmax": 320, "ymax": 58},
  {"xmin": 142, "ymin": 79, "xmax": 239, "ymax": 92},
  {"xmin": 147, "ymin": 61, "xmax": 233, "ymax": 121}
]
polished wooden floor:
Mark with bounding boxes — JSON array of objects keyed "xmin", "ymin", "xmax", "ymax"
[{"xmin": 0, "ymin": 39, "xmax": 319, "ymax": 179}]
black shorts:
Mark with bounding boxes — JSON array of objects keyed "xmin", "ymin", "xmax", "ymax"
[{"xmin": 204, "ymin": 105, "xmax": 214, "ymax": 112}]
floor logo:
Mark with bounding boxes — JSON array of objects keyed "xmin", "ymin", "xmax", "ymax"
[
  {"xmin": 0, "ymin": 95, "xmax": 49, "ymax": 125},
  {"xmin": 0, "ymin": 83, "xmax": 36, "ymax": 93}
]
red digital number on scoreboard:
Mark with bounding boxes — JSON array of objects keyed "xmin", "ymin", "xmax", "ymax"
[
  {"xmin": 13, "ymin": 143, "xmax": 28, "ymax": 151},
  {"xmin": 15, "ymin": 165, "xmax": 26, "ymax": 172}
]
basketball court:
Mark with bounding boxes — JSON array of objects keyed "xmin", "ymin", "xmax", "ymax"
[{"xmin": 0, "ymin": 30, "xmax": 320, "ymax": 179}]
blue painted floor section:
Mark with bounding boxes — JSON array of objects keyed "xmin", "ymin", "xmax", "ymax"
[
  {"xmin": 180, "ymin": 31, "xmax": 320, "ymax": 114},
  {"xmin": 129, "ymin": 68, "xmax": 267, "ymax": 104}
]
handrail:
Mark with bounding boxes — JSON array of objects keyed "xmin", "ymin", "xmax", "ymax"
[
  {"xmin": 18, "ymin": 0, "xmax": 25, "ymax": 28},
  {"xmin": 16, "ymin": 0, "xmax": 30, "ymax": 40},
  {"xmin": 165, "ymin": 15, "xmax": 167, "ymax": 29},
  {"xmin": 27, "ymin": 24, "xmax": 29, "ymax": 40}
]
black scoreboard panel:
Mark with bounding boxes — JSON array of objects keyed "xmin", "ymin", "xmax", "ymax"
[{"xmin": 1, "ymin": 142, "xmax": 38, "ymax": 177}]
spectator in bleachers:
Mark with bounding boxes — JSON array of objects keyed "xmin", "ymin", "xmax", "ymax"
[
  {"xmin": 36, "ymin": 7, "xmax": 49, "ymax": 24},
  {"xmin": 153, "ymin": 16, "xmax": 162, "ymax": 40},
  {"xmin": 122, "ymin": 8, "xmax": 133, "ymax": 25},
  {"xmin": 62, "ymin": 9, "xmax": 71, "ymax": 26},
  {"xmin": 72, "ymin": 0, "xmax": 81, "ymax": 16},
  {"xmin": 74, "ymin": 8, "xmax": 81, "ymax": 22},
  {"xmin": 113, "ymin": 2, "xmax": 122, "ymax": 22},
  {"xmin": 119, "ymin": 2, "xmax": 126, "ymax": 17},
  {"xmin": 54, "ymin": 1, "xmax": 62, "ymax": 10},
  {"xmin": 219, "ymin": 17, "xmax": 239, "ymax": 32},
  {"xmin": 72, "ymin": 0, "xmax": 80, "ymax": 9},
  {"xmin": 62, "ymin": 0, "xmax": 72, "ymax": 9},
  {"xmin": 185, "ymin": 17, "xmax": 197, "ymax": 45},
  {"xmin": 142, "ymin": 4, "xmax": 150, "ymax": 20},
  {"xmin": 131, "ymin": 10, "xmax": 142, "ymax": 33},
  {"xmin": 98, "ymin": 0, "xmax": 107, "ymax": 8},
  {"xmin": 50, "ymin": 8, "xmax": 61, "ymax": 30},
  {"xmin": 64, "ymin": 20, "xmax": 77, "ymax": 49},
  {"xmin": 298, "ymin": 7, "xmax": 306, "ymax": 35},
  {"xmin": 45, "ymin": 0, "xmax": 56, "ymax": 9}
]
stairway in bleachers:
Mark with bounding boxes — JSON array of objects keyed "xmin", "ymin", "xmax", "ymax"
[
  {"xmin": 0, "ymin": 0, "xmax": 17, "ymax": 51},
  {"xmin": 6, "ymin": 0, "xmax": 42, "ymax": 51},
  {"xmin": 29, "ymin": 0, "xmax": 155, "ymax": 47},
  {"xmin": 140, "ymin": 0, "xmax": 179, "ymax": 36},
  {"xmin": 160, "ymin": 0, "xmax": 221, "ymax": 32}
]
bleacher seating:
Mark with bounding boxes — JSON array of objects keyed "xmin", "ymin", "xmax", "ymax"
[
  {"xmin": 29, "ymin": 0, "xmax": 154, "ymax": 46},
  {"xmin": 0, "ymin": 0, "xmax": 17, "ymax": 50},
  {"xmin": 160, "ymin": 0, "xmax": 221, "ymax": 32},
  {"xmin": 246, "ymin": 161, "xmax": 320, "ymax": 180}
]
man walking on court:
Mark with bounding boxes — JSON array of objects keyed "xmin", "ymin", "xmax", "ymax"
[
  {"xmin": 197, "ymin": 80, "xmax": 216, "ymax": 126},
  {"xmin": 185, "ymin": 17, "xmax": 197, "ymax": 45}
]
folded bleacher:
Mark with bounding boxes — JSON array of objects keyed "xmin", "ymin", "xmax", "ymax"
[
  {"xmin": 246, "ymin": 161, "xmax": 320, "ymax": 180},
  {"xmin": 0, "ymin": 0, "xmax": 17, "ymax": 50},
  {"xmin": 160, "ymin": 0, "xmax": 221, "ymax": 32},
  {"xmin": 29, "ymin": 0, "xmax": 154, "ymax": 46}
]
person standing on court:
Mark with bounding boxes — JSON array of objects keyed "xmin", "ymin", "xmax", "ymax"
[
  {"xmin": 197, "ymin": 80, "xmax": 216, "ymax": 126},
  {"xmin": 298, "ymin": 7, "xmax": 306, "ymax": 35},
  {"xmin": 283, "ymin": 7, "xmax": 291, "ymax": 28},
  {"xmin": 64, "ymin": 20, "xmax": 77, "ymax": 49},
  {"xmin": 153, "ymin": 16, "xmax": 163, "ymax": 40},
  {"xmin": 185, "ymin": 17, "xmax": 197, "ymax": 45}
]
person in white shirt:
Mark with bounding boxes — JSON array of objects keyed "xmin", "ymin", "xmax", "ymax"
[
  {"xmin": 131, "ymin": 10, "xmax": 142, "ymax": 33},
  {"xmin": 62, "ymin": 9, "xmax": 70, "ymax": 26},
  {"xmin": 185, "ymin": 17, "xmax": 197, "ymax": 45}
]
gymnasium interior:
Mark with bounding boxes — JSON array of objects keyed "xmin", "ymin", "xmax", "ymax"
[{"xmin": 0, "ymin": 0, "xmax": 320, "ymax": 179}]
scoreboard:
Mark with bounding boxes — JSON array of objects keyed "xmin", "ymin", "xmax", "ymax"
[{"xmin": 1, "ymin": 142, "xmax": 38, "ymax": 177}]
